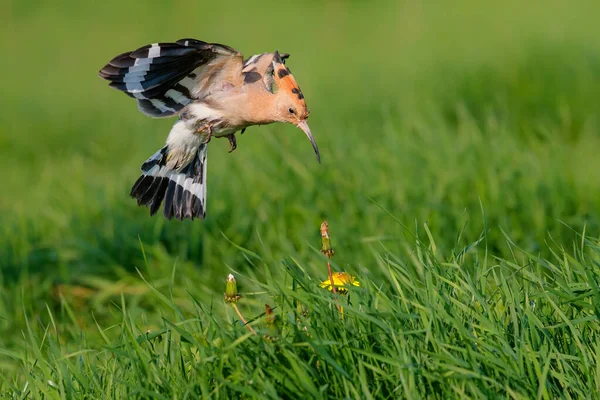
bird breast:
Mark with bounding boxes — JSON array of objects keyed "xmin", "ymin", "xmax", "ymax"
[{"xmin": 182, "ymin": 102, "xmax": 238, "ymax": 137}]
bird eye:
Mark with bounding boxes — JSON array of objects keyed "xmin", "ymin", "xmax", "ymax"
[{"xmin": 288, "ymin": 108, "xmax": 295, "ymax": 114}]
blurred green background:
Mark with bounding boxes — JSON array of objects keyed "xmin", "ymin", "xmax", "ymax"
[{"xmin": 1, "ymin": 0, "xmax": 600, "ymax": 378}]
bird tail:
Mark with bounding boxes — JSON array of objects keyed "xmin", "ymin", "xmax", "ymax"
[{"xmin": 130, "ymin": 143, "xmax": 208, "ymax": 220}]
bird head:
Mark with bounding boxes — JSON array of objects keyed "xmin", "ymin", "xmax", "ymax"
[{"xmin": 272, "ymin": 52, "xmax": 320, "ymax": 163}]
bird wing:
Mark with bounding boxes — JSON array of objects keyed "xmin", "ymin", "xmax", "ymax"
[
  {"xmin": 99, "ymin": 38, "xmax": 243, "ymax": 118},
  {"xmin": 241, "ymin": 52, "xmax": 290, "ymax": 93}
]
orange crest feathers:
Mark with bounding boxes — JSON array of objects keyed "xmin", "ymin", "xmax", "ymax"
[{"xmin": 272, "ymin": 51, "xmax": 309, "ymax": 117}]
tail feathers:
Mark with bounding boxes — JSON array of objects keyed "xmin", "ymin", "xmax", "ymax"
[{"xmin": 130, "ymin": 144, "xmax": 208, "ymax": 220}]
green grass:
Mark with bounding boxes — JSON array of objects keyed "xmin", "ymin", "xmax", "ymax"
[
  {"xmin": 2, "ymin": 0, "xmax": 600, "ymax": 397},
  {"xmin": 3, "ymin": 229, "xmax": 600, "ymax": 398}
]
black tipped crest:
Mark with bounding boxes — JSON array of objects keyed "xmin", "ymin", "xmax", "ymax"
[
  {"xmin": 291, "ymin": 87, "xmax": 304, "ymax": 100},
  {"xmin": 273, "ymin": 51, "xmax": 283, "ymax": 64},
  {"xmin": 277, "ymin": 68, "xmax": 290, "ymax": 79}
]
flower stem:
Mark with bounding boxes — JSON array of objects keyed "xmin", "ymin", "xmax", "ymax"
[
  {"xmin": 232, "ymin": 303, "xmax": 257, "ymax": 336},
  {"xmin": 327, "ymin": 261, "xmax": 343, "ymax": 313},
  {"xmin": 321, "ymin": 220, "xmax": 342, "ymax": 313},
  {"xmin": 326, "ymin": 260, "xmax": 338, "ymax": 295}
]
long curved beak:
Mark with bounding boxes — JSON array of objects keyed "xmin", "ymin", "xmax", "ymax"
[{"xmin": 296, "ymin": 120, "xmax": 321, "ymax": 163}]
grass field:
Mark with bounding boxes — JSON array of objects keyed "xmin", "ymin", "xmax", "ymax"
[{"xmin": 2, "ymin": 0, "xmax": 600, "ymax": 398}]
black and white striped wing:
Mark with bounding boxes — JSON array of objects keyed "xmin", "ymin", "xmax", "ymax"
[{"xmin": 99, "ymin": 39, "xmax": 241, "ymax": 118}]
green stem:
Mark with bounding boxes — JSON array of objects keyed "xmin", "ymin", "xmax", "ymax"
[{"xmin": 232, "ymin": 304, "xmax": 257, "ymax": 336}]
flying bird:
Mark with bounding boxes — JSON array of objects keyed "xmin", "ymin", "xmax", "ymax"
[{"xmin": 98, "ymin": 38, "xmax": 320, "ymax": 220}]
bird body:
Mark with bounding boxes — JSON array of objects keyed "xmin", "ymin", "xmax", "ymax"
[{"xmin": 98, "ymin": 38, "xmax": 319, "ymax": 221}]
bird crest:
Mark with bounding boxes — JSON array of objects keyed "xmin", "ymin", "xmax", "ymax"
[{"xmin": 271, "ymin": 51, "xmax": 309, "ymax": 118}]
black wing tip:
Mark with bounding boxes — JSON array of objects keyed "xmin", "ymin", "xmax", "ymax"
[
  {"xmin": 176, "ymin": 38, "xmax": 208, "ymax": 47},
  {"xmin": 177, "ymin": 38, "xmax": 239, "ymax": 56},
  {"xmin": 98, "ymin": 66, "xmax": 109, "ymax": 79}
]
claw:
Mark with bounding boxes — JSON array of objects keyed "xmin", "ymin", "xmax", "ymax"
[
  {"xmin": 227, "ymin": 133, "xmax": 237, "ymax": 153},
  {"xmin": 198, "ymin": 124, "xmax": 213, "ymax": 144}
]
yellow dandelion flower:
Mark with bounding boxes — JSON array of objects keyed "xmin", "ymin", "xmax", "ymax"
[{"xmin": 320, "ymin": 272, "xmax": 360, "ymax": 295}]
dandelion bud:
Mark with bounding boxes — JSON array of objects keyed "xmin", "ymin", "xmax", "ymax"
[
  {"xmin": 320, "ymin": 220, "xmax": 334, "ymax": 258},
  {"xmin": 224, "ymin": 274, "xmax": 241, "ymax": 304}
]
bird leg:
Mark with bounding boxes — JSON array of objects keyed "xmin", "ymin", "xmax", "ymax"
[
  {"xmin": 227, "ymin": 133, "xmax": 237, "ymax": 153},
  {"xmin": 197, "ymin": 124, "xmax": 213, "ymax": 144}
]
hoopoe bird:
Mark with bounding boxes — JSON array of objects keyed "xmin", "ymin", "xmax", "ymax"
[{"xmin": 98, "ymin": 38, "xmax": 319, "ymax": 220}]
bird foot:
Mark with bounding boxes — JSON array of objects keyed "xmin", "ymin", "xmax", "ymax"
[
  {"xmin": 227, "ymin": 133, "xmax": 237, "ymax": 153},
  {"xmin": 197, "ymin": 124, "xmax": 213, "ymax": 144}
]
